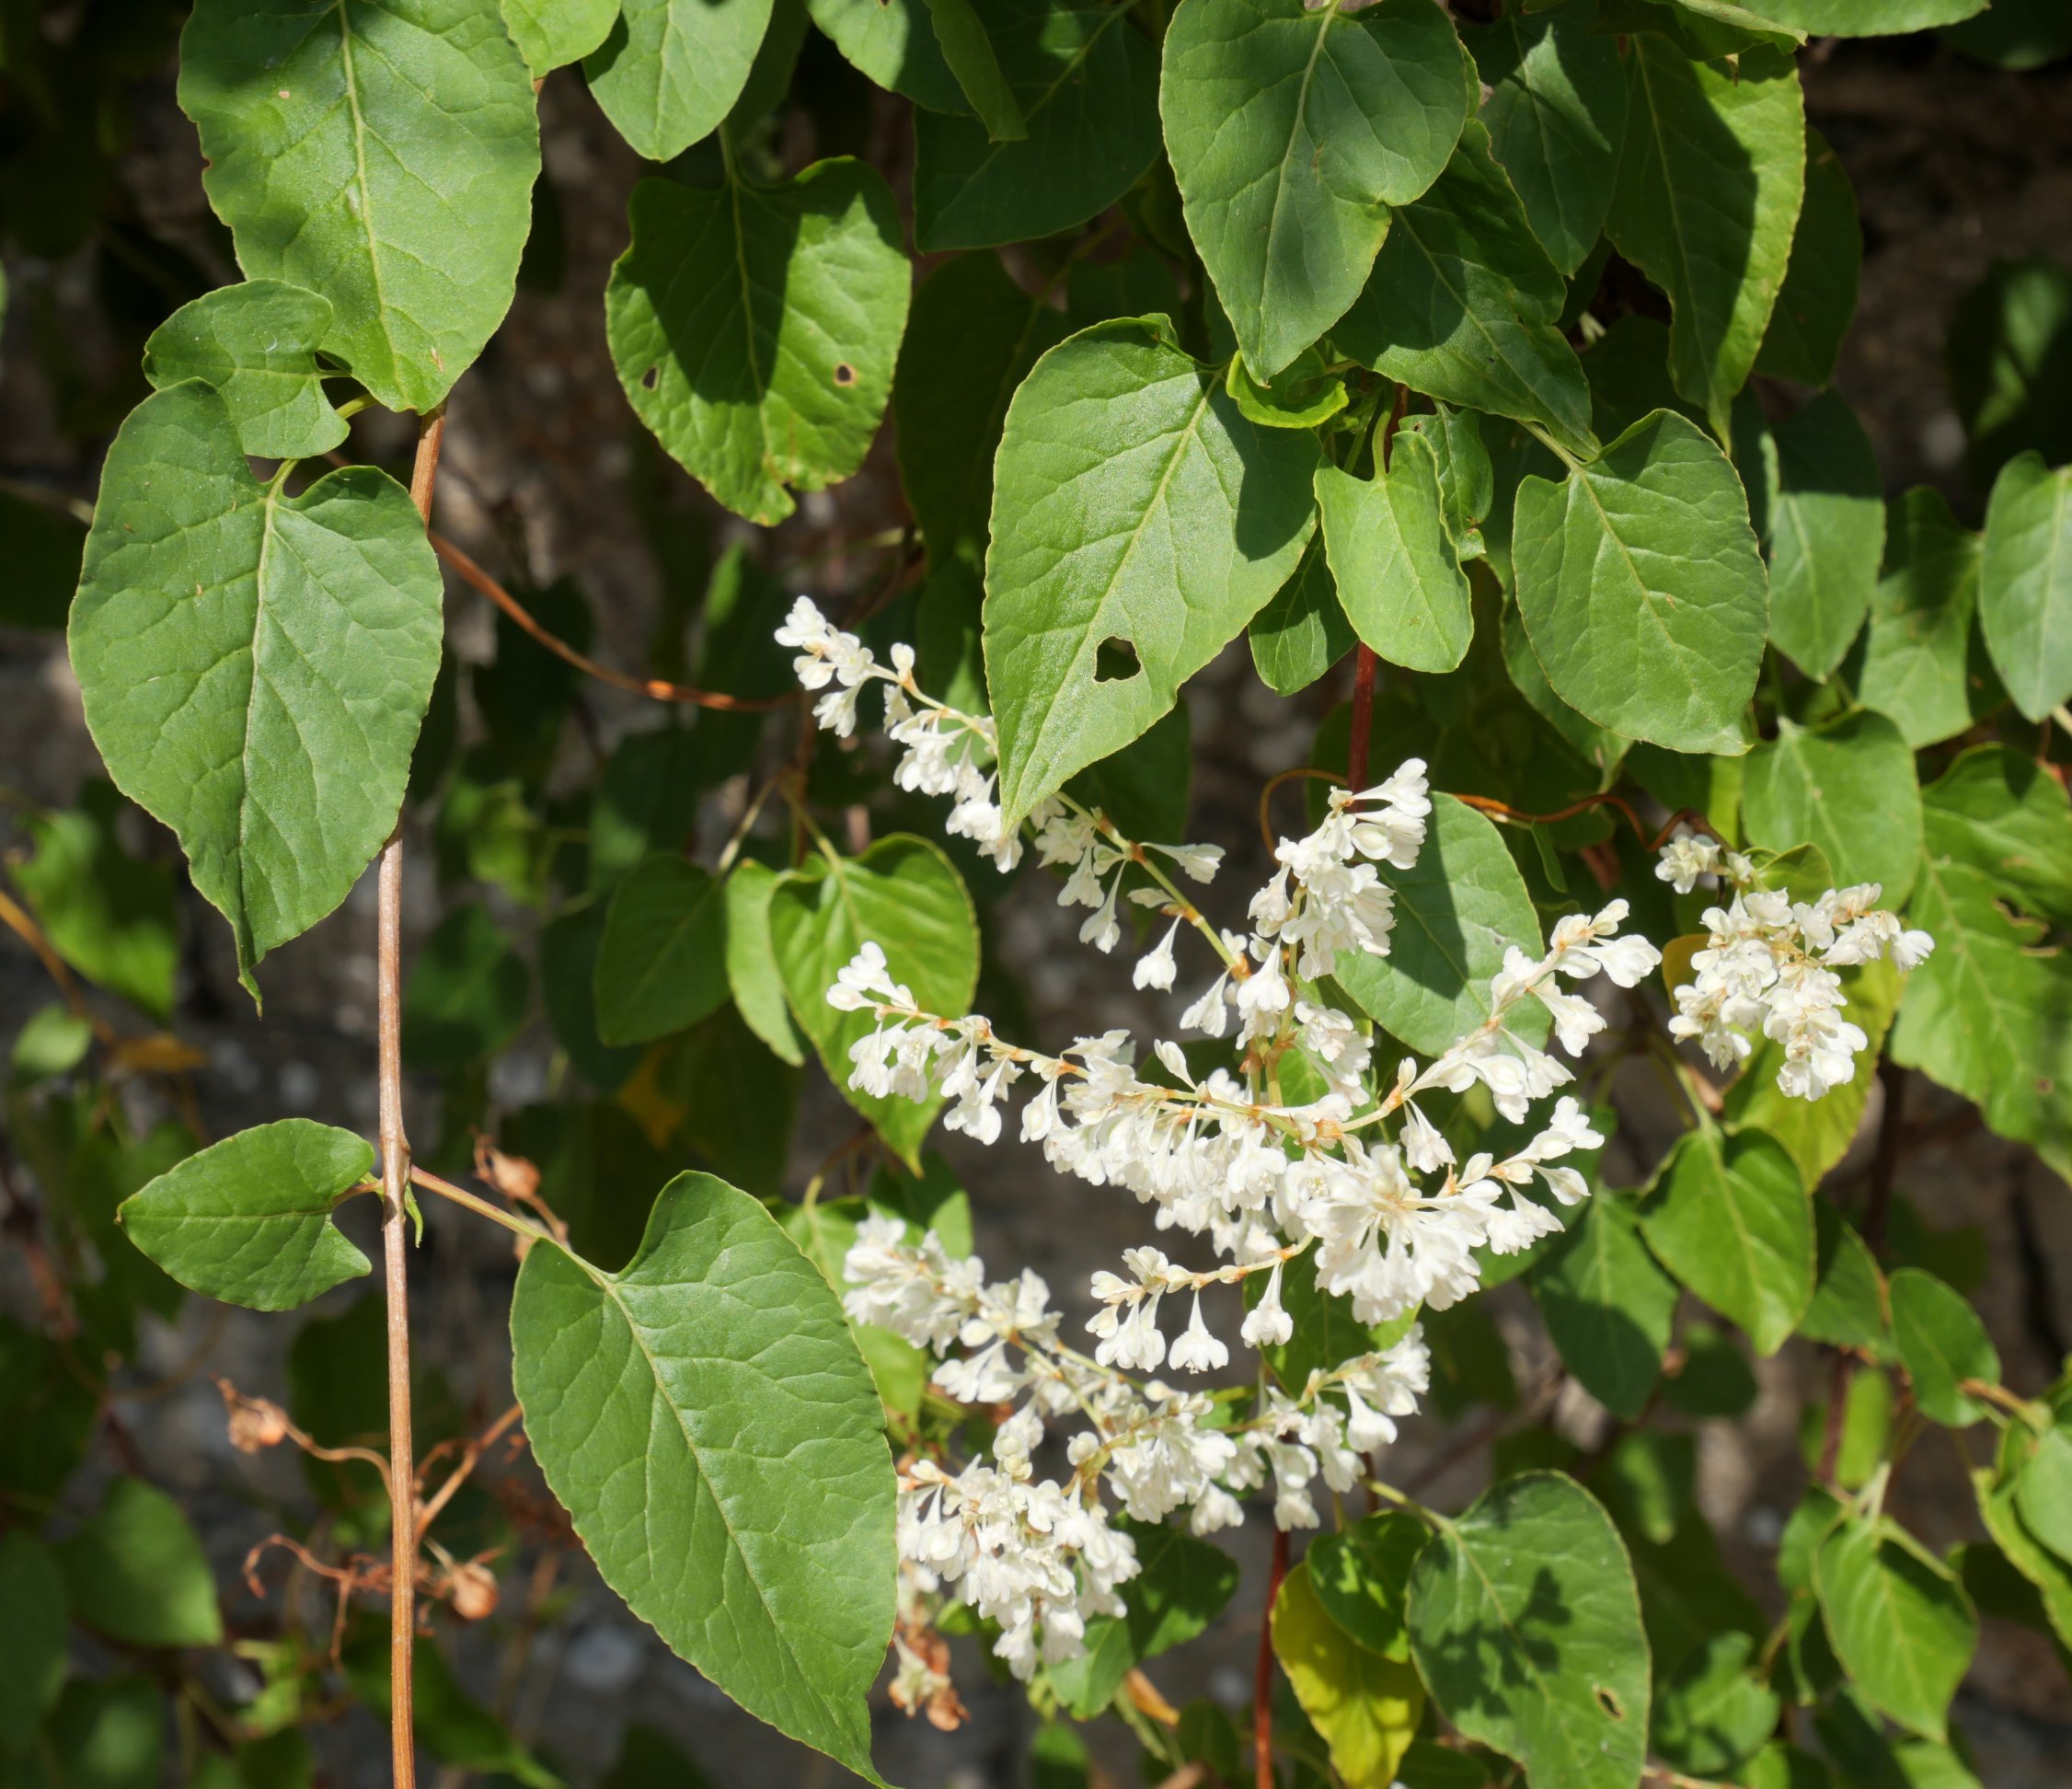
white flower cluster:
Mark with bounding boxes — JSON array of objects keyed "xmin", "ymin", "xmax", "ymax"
[{"xmin": 1655, "ymin": 828, "xmax": 1933, "ymax": 1100}]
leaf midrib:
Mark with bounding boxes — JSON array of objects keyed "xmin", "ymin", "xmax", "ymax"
[{"xmin": 330, "ymin": 0, "xmax": 396, "ymax": 388}]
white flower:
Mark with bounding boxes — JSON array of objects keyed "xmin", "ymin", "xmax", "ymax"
[
  {"xmin": 1134, "ymin": 918, "xmax": 1182, "ymax": 992},
  {"xmin": 1168, "ymin": 1293, "xmax": 1229, "ymax": 1373},
  {"xmin": 1241, "ymin": 1260, "xmax": 1294, "ymax": 1348},
  {"xmin": 1655, "ymin": 827, "xmax": 1724, "ymax": 894}
]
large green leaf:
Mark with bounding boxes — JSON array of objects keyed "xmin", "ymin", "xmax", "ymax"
[
  {"xmin": 32, "ymin": 1679, "xmax": 163, "ymax": 1789},
  {"xmin": 178, "ymin": 0, "xmax": 540, "ymax": 415},
  {"xmin": 1408, "ymin": 1472, "xmax": 1651, "ymax": 1789},
  {"xmin": 1161, "ymin": 0, "xmax": 1472, "ymax": 380},
  {"xmin": 2014, "ymin": 1424, "xmax": 2072, "ymax": 1587},
  {"xmin": 912, "ymin": 0, "xmax": 1158, "ymax": 251},
  {"xmin": 69, "ymin": 383, "xmax": 443, "ymax": 995},
  {"xmin": 1916, "ymin": 744, "xmax": 2072, "ymax": 929},
  {"xmin": 586, "ymin": 0, "xmax": 773, "ymax": 162},
  {"xmin": 1274, "ymin": 1560, "xmax": 1424, "ymax": 1789},
  {"xmin": 1889, "ymin": 1266, "xmax": 1999, "ymax": 1427},
  {"xmin": 1307, "ymin": 1510, "xmax": 1427, "ymax": 1661},
  {"xmin": 1800, "ymin": 1196, "xmax": 1893, "ymax": 1361},
  {"xmin": 1755, "ymin": 127, "xmax": 1859, "ymax": 388},
  {"xmin": 1605, "ymin": 38, "xmax": 1804, "ymax": 437},
  {"xmin": 0, "ymin": 1531, "xmax": 66, "ymax": 1737},
  {"xmin": 605, "ymin": 158, "xmax": 910, "ymax": 525},
  {"xmin": 118, "ymin": 1120, "xmax": 373, "ymax": 1312},
  {"xmin": 594, "ymin": 857, "xmax": 731, "ymax": 1046},
  {"xmin": 1813, "ymin": 1514, "xmax": 1975, "ymax": 1742},
  {"xmin": 55, "ymin": 1475, "xmax": 223, "ymax": 1649},
  {"xmin": 1651, "ymin": 1631, "xmax": 1781, "ymax": 1779},
  {"xmin": 1531, "ymin": 1195, "xmax": 1678, "ymax": 1419},
  {"xmin": 1335, "ymin": 121, "xmax": 1596, "ymax": 459},
  {"xmin": 1852, "ymin": 489, "xmax": 1989, "ymax": 749},
  {"xmin": 539, "ymin": 906, "xmax": 642, "ymax": 1092},
  {"xmin": 768, "ymin": 836, "xmax": 979, "ymax": 1168},
  {"xmin": 1757, "ymin": 0, "xmax": 1985, "ymax": 29},
  {"xmin": 806, "ymin": 0, "xmax": 965, "ymax": 111},
  {"xmin": 1464, "ymin": 0, "xmax": 1628, "ymax": 277},
  {"xmin": 1641, "ymin": 1125, "xmax": 1811, "ymax": 1356},
  {"xmin": 893, "ymin": 251, "xmax": 1072, "ymax": 560},
  {"xmin": 142, "ymin": 281, "xmax": 347, "ymax": 460},
  {"xmin": 502, "ymin": 0, "xmax": 618, "ymax": 75},
  {"xmin": 1314, "ymin": 432, "xmax": 1473, "ymax": 675},
  {"xmin": 1753, "ymin": 391, "xmax": 1885, "ymax": 680},
  {"xmin": 984, "ymin": 316, "xmax": 1318, "ymax": 827},
  {"xmin": 1512, "ymin": 409, "xmax": 1767, "ymax": 754},
  {"xmin": 1249, "ymin": 533, "xmax": 1354, "ymax": 697},
  {"xmin": 11, "ymin": 781, "xmax": 178, "ymax": 1023},
  {"xmin": 1977, "ymin": 448, "xmax": 2072, "ymax": 721},
  {"xmin": 1331, "ymin": 793, "xmax": 1545, "ymax": 1057},
  {"xmin": 1743, "ymin": 711, "xmax": 1922, "ymax": 906},
  {"xmin": 511, "ymin": 1172, "xmax": 895, "ymax": 1783}
]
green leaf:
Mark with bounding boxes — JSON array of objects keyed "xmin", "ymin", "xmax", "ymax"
[
  {"xmin": 70, "ymin": 385, "xmax": 443, "ymax": 997},
  {"xmin": 1307, "ymin": 1510, "xmax": 1426, "ymax": 1660},
  {"xmin": 512, "ymin": 1172, "xmax": 894, "ymax": 1782},
  {"xmin": 178, "ymin": 0, "xmax": 540, "ymax": 414},
  {"xmin": 768, "ymin": 836, "xmax": 979, "ymax": 1169},
  {"xmin": 1408, "ymin": 1472, "xmax": 1651, "ymax": 1789},
  {"xmin": 1335, "ymin": 120, "xmax": 1596, "ymax": 460},
  {"xmin": 1943, "ymin": 0, "xmax": 2072, "ymax": 70},
  {"xmin": 33, "ymin": 1678, "xmax": 163, "ymax": 1789},
  {"xmin": 1920, "ymin": 744, "xmax": 2072, "ymax": 929},
  {"xmin": 1315, "ymin": 432, "xmax": 1474, "ymax": 674},
  {"xmin": 1641, "ymin": 1125, "xmax": 1810, "ymax": 1356},
  {"xmin": 1889, "ymin": 805, "xmax": 2072, "ymax": 1180},
  {"xmin": 1974, "ymin": 1431, "xmax": 2072, "ymax": 1652},
  {"xmin": 10, "ymin": 1004, "xmax": 93, "ymax": 1087},
  {"xmin": 1852, "ymin": 489, "xmax": 1990, "ymax": 750},
  {"xmin": 593, "ymin": 857, "xmax": 730, "ymax": 1046},
  {"xmin": 805, "ymin": 0, "xmax": 965, "ymax": 112},
  {"xmin": 1513, "ymin": 410, "xmax": 1767, "ymax": 754},
  {"xmin": 1605, "ymin": 39, "xmax": 1805, "ymax": 437},
  {"xmin": 1273, "ymin": 1560, "xmax": 1424, "ymax": 1789},
  {"xmin": 55, "ymin": 1475, "xmax": 222, "ymax": 1648},
  {"xmin": 1756, "ymin": 0, "xmax": 1985, "ymax": 30},
  {"xmin": 538, "ymin": 905, "xmax": 642, "ymax": 1092},
  {"xmin": 1499, "ymin": 599, "xmax": 1628, "ymax": 776},
  {"xmin": 586, "ymin": 0, "xmax": 775, "ymax": 161},
  {"xmin": 1726, "ymin": 960, "xmax": 1902, "ymax": 1188},
  {"xmin": 922, "ymin": 0, "xmax": 1025, "ymax": 138},
  {"xmin": 403, "ymin": 903, "xmax": 532, "ymax": 1070},
  {"xmin": 0, "ymin": 1530, "xmax": 67, "ymax": 1738},
  {"xmin": 892, "ymin": 251, "xmax": 1072, "ymax": 560},
  {"xmin": 142, "ymin": 282, "xmax": 347, "ymax": 459},
  {"xmin": 1755, "ymin": 391, "xmax": 1885, "ymax": 680},
  {"xmin": 1161, "ymin": 0, "xmax": 1473, "ymax": 380},
  {"xmin": 1225, "ymin": 349, "xmax": 1350, "ymax": 430},
  {"xmin": 1946, "ymin": 256, "xmax": 2072, "ymax": 484},
  {"xmin": 501, "ymin": 0, "xmax": 618, "ymax": 75},
  {"xmin": 2015, "ymin": 1423, "xmax": 2072, "ymax": 1564},
  {"xmin": 1464, "ymin": 0, "xmax": 1628, "ymax": 277},
  {"xmin": 1053, "ymin": 1517, "xmax": 1241, "ymax": 1715},
  {"xmin": 1650, "ymin": 1631, "xmax": 1781, "ymax": 1778},
  {"xmin": 605, "ymin": 158, "xmax": 910, "ymax": 526},
  {"xmin": 1531, "ymin": 1195, "xmax": 1678, "ymax": 1418},
  {"xmin": 1249, "ymin": 534, "xmax": 1355, "ymax": 697},
  {"xmin": 724, "ymin": 860, "xmax": 807, "ymax": 1067},
  {"xmin": 1402, "ymin": 402, "xmax": 1494, "ymax": 560},
  {"xmin": 1755, "ymin": 127, "xmax": 1859, "ymax": 387},
  {"xmin": 118, "ymin": 1120, "xmax": 373, "ymax": 1312},
  {"xmin": 984, "ymin": 316, "xmax": 1318, "ymax": 827},
  {"xmin": 1743, "ymin": 711, "xmax": 1922, "ymax": 906},
  {"xmin": 1889, "ymin": 1266, "xmax": 1999, "ymax": 1427},
  {"xmin": 12, "ymin": 781, "xmax": 178, "ymax": 1022},
  {"xmin": 588, "ymin": 727, "xmax": 702, "ymax": 893},
  {"xmin": 1583, "ymin": 313, "xmax": 1703, "ymax": 443},
  {"xmin": 1813, "ymin": 1514, "xmax": 1976, "ymax": 1742},
  {"xmin": 912, "ymin": 0, "xmax": 1158, "ymax": 251},
  {"xmin": 1978, "ymin": 448, "xmax": 2072, "ymax": 721},
  {"xmin": 653, "ymin": 1006, "xmax": 801, "ymax": 1198},
  {"xmin": 1800, "ymin": 1196, "xmax": 1893, "ymax": 1359},
  {"xmin": 0, "ymin": 1318, "xmax": 99, "ymax": 1514},
  {"xmin": 1332, "ymin": 792, "xmax": 1545, "ymax": 1057}
]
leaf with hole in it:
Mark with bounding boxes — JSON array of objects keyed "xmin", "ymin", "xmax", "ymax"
[
  {"xmin": 1813, "ymin": 1513, "xmax": 1975, "ymax": 1742},
  {"xmin": 913, "ymin": 0, "xmax": 1158, "ymax": 251},
  {"xmin": 1274, "ymin": 1560, "xmax": 1424, "ymax": 1789},
  {"xmin": 586, "ymin": 0, "xmax": 776, "ymax": 161},
  {"xmin": 1161, "ymin": 0, "xmax": 1472, "ymax": 380},
  {"xmin": 1978, "ymin": 448, "xmax": 2072, "ymax": 721},
  {"xmin": 1464, "ymin": 1, "xmax": 1627, "ymax": 278},
  {"xmin": 606, "ymin": 159, "xmax": 910, "ymax": 526},
  {"xmin": 512, "ymin": 1172, "xmax": 895, "ymax": 1784},
  {"xmin": 1755, "ymin": 126, "xmax": 1859, "ymax": 388},
  {"xmin": 1890, "ymin": 1266, "xmax": 2000, "ymax": 1427},
  {"xmin": 594, "ymin": 857, "xmax": 731, "ymax": 1046},
  {"xmin": 501, "ymin": 0, "xmax": 618, "ymax": 75},
  {"xmin": 1409, "ymin": 1471, "xmax": 1650, "ymax": 1789},
  {"xmin": 1641, "ymin": 1125, "xmax": 1811, "ymax": 1356},
  {"xmin": 768, "ymin": 835, "xmax": 978, "ymax": 1169},
  {"xmin": 1606, "ymin": 38, "xmax": 1804, "ymax": 438},
  {"xmin": 984, "ymin": 316, "xmax": 1318, "ymax": 828},
  {"xmin": 119, "ymin": 1120, "xmax": 373, "ymax": 1313},
  {"xmin": 56, "ymin": 1475, "xmax": 223, "ymax": 1649},
  {"xmin": 178, "ymin": 0, "xmax": 540, "ymax": 415},
  {"xmin": 1753, "ymin": 390, "xmax": 1886, "ymax": 681},
  {"xmin": 1531, "ymin": 1195, "xmax": 1677, "ymax": 1419},
  {"xmin": 1330, "ymin": 792, "xmax": 1546, "ymax": 1057},
  {"xmin": 69, "ymin": 384, "xmax": 443, "ymax": 998},
  {"xmin": 1315, "ymin": 432, "xmax": 1474, "ymax": 675},
  {"xmin": 1335, "ymin": 121, "xmax": 1596, "ymax": 460},
  {"xmin": 1513, "ymin": 410, "xmax": 1767, "ymax": 755},
  {"xmin": 143, "ymin": 282, "xmax": 346, "ymax": 460},
  {"xmin": 1853, "ymin": 489, "xmax": 1990, "ymax": 749}
]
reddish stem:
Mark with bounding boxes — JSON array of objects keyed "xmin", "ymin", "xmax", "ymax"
[{"xmin": 1254, "ymin": 1525, "xmax": 1290, "ymax": 1789}]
